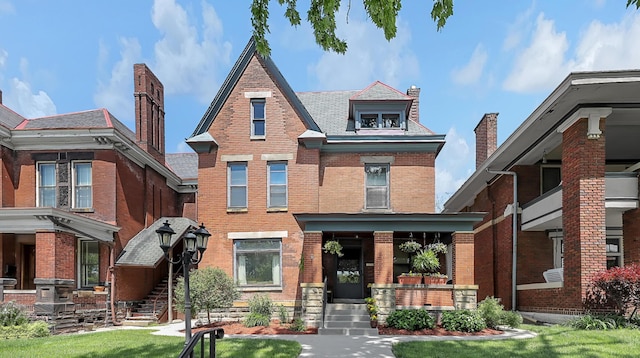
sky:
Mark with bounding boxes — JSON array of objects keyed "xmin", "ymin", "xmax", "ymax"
[{"xmin": 1, "ymin": 0, "xmax": 639, "ymax": 207}]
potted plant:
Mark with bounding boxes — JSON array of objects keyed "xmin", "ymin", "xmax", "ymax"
[
  {"xmin": 412, "ymin": 248, "xmax": 447, "ymax": 284},
  {"xmin": 399, "ymin": 240, "xmax": 422, "ymax": 254},
  {"xmin": 397, "ymin": 271, "xmax": 422, "ymax": 285},
  {"xmin": 323, "ymin": 240, "xmax": 344, "ymax": 257},
  {"xmin": 364, "ymin": 297, "xmax": 379, "ymax": 328}
]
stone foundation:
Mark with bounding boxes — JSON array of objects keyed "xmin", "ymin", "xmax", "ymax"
[{"xmin": 300, "ymin": 283, "xmax": 324, "ymax": 328}]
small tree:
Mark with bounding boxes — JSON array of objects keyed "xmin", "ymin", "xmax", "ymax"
[
  {"xmin": 585, "ymin": 264, "xmax": 640, "ymax": 319},
  {"xmin": 174, "ymin": 267, "xmax": 240, "ymax": 324}
]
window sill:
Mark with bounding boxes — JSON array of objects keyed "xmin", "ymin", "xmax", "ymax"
[
  {"xmin": 71, "ymin": 208, "xmax": 95, "ymax": 213},
  {"xmin": 238, "ymin": 286, "xmax": 283, "ymax": 292},
  {"xmin": 362, "ymin": 208, "xmax": 392, "ymax": 213},
  {"xmin": 267, "ymin": 207, "xmax": 288, "ymax": 213},
  {"xmin": 227, "ymin": 208, "xmax": 248, "ymax": 213},
  {"xmin": 250, "ymin": 135, "xmax": 266, "ymax": 141}
]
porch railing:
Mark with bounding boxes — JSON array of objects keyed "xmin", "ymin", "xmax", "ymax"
[
  {"xmin": 321, "ymin": 276, "xmax": 328, "ymax": 329},
  {"xmin": 178, "ymin": 327, "xmax": 224, "ymax": 358}
]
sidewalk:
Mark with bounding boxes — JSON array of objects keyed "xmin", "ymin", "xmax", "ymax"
[{"xmin": 148, "ymin": 321, "xmax": 536, "ymax": 358}]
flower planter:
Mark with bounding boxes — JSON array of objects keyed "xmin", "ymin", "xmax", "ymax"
[
  {"xmin": 423, "ymin": 276, "xmax": 447, "ymax": 285},
  {"xmin": 397, "ymin": 275, "xmax": 422, "ymax": 285},
  {"xmin": 370, "ymin": 320, "xmax": 378, "ymax": 328}
]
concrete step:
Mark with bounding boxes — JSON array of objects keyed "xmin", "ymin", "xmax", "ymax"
[
  {"xmin": 326, "ymin": 303, "xmax": 366, "ymax": 311},
  {"xmin": 324, "ymin": 314, "xmax": 370, "ymax": 321},
  {"xmin": 318, "ymin": 327, "xmax": 378, "ymax": 335},
  {"xmin": 122, "ymin": 319, "xmax": 155, "ymax": 327},
  {"xmin": 324, "ymin": 320, "xmax": 372, "ymax": 329}
]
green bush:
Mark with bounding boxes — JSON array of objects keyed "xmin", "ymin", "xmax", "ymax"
[
  {"xmin": 277, "ymin": 305, "xmax": 288, "ymax": 324},
  {"xmin": 248, "ymin": 294, "xmax": 273, "ymax": 317},
  {"xmin": 385, "ymin": 309, "xmax": 435, "ymax": 331},
  {"xmin": 566, "ymin": 314, "xmax": 636, "ymax": 330},
  {"xmin": 477, "ymin": 296, "xmax": 522, "ymax": 329},
  {"xmin": 289, "ymin": 318, "xmax": 306, "ymax": 332},
  {"xmin": 174, "ymin": 267, "xmax": 240, "ymax": 324},
  {"xmin": 0, "ymin": 321, "xmax": 50, "ymax": 339},
  {"xmin": 441, "ymin": 310, "xmax": 486, "ymax": 332},
  {"xmin": 0, "ymin": 301, "xmax": 28, "ymax": 327},
  {"xmin": 243, "ymin": 313, "xmax": 271, "ymax": 327}
]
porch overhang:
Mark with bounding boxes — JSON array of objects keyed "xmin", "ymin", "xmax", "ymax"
[
  {"xmin": 0, "ymin": 207, "xmax": 119, "ymax": 242},
  {"xmin": 293, "ymin": 212, "xmax": 485, "ymax": 232}
]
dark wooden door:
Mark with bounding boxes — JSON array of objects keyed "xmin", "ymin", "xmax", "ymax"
[{"xmin": 334, "ymin": 247, "xmax": 363, "ymax": 299}]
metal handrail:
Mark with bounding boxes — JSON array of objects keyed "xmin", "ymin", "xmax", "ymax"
[
  {"xmin": 178, "ymin": 327, "xmax": 224, "ymax": 358},
  {"xmin": 321, "ymin": 276, "xmax": 328, "ymax": 329},
  {"xmin": 152, "ymin": 264, "xmax": 184, "ymax": 318}
]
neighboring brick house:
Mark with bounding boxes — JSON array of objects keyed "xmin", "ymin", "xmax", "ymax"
[
  {"xmin": 444, "ymin": 70, "xmax": 640, "ymax": 317},
  {"xmin": 187, "ymin": 38, "xmax": 484, "ymax": 326},
  {"xmin": 0, "ymin": 64, "xmax": 198, "ymax": 328}
]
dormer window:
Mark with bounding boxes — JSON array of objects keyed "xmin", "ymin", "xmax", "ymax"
[{"xmin": 356, "ymin": 112, "xmax": 404, "ymax": 130}]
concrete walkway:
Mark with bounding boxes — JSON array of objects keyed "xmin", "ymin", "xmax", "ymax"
[{"xmin": 145, "ymin": 321, "xmax": 537, "ymax": 358}]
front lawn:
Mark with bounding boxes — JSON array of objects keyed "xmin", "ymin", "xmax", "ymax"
[
  {"xmin": 0, "ymin": 329, "xmax": 302, "ymax": 358},
  {"xmin": 392, "ymin": 324, "xmax": 640, "ymax": 358}
]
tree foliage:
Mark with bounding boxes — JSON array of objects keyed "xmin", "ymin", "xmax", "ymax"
[
  {"xmin": 252, "ymin": 1, "xmax": 639, "ymax": 56},
  {"xmin": 174, "ymin": 267, "xmax": 240, "ymax": 323},
  {"xmin": 251, "ymin": 0, "xmax": 453, "ymax": 55}
]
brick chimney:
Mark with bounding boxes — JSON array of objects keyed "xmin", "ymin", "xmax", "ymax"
[
  {"xmin": 0, "ymin": 89, "xmax": 3, "ymax": 105},
  {"xmin": 134, "ymin": 64, "xmax": 165, "ymax": 164},
  {"xmin": 406, "ymin": 85, "xmax": 420, "ymax": 123},
  {"xmin": 474, "ymin": 113, "xmax": 498, "ymax": 169}
]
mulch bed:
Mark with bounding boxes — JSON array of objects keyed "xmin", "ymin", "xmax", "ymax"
[{"xmin": 190, "ymin": 320, "xmax": 502, "ymax": 336}]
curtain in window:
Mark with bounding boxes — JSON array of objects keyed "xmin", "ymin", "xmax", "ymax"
[
  {"xmin": 272, "ymin": 255, "xmax": 281, "ymax": 285},
  {"xmin": 269, "ymin": 163, "xmax": 287, "ymax": 207},
  {"xmin": 229, "ymin": 164, "xmax": 247, "ymax": 207},
  {"xmin": 74, "ymin": 163, "xmax": 92, "ymax": 208},
  {"xmin": 39, "ymin": 164, "xmax": 56, "ymax": 207},
  {"xmin": 238, "ymin": 255, "xmax": 247, "ymax": 285}
]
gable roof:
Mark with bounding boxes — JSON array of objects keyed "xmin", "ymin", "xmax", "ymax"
[
  {"xmin": 350, "ymin": 81, "xmax": 412, "ymax": 101},
  {"xmin": 0, "ymin": 104, "xmax": 26, "ymax": 129},
  {"xmin": 190, "ymin": 38, "xmax": 320, "ymax": 138}
]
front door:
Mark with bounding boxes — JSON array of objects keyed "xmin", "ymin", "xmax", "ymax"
[
  {"xmin": 21, "ymin": 244, "xmax": 36, "ymax": 290},
  {"xmin": 334, "ymin": 247, "xmax": 363, "ymax": 299}
]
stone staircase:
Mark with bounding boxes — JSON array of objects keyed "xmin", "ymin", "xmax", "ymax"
[
  {"xmin": 123, "ymin": 277, "xmax": 174, "ymax": 326},
  {"xmin": 318, "ymin": 302, "xmax": 379, "ymax": 336}
]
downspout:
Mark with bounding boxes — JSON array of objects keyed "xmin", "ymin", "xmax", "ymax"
[
  {"xmin": 109, "ymin": 244, "xmax": 122, "ymax": 325},
  {"xmin": 487, "ymin": 169, "xmax": 518, "ymax": 311}
]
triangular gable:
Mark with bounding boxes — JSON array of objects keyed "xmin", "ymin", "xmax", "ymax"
[
  {"xmin": 350, "ymin": 81, "xmax": 412, "ymax": 101},
  {"xmin": 190, "ymin": 38, "xmax": 320, "ymax": 138}
]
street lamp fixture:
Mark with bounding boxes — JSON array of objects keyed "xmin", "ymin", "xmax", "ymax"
[{"xmin": 156, "ymin": 220, "xmax": 211, "ymax": 345}]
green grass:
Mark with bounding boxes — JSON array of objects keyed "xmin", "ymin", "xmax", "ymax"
[
  {"xmin": 0, "ymin": 329, "xmax": 302, "ymax": 358},
  {"xmin": 392, "ymin": 324, "xmax": 640, "ymax": 358}
]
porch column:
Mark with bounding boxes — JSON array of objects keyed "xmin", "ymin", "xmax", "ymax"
[
  {"xmin": 34, "ymin": 231, "xmax": 75, "ymax": 316},
  {"xmin": 560, "ymin": 109, "xmax": 609, "ymax": 308},
  {"xmin": 452, "ymin": 231, "xmax": 474, "ymax": 285},
  {"xmin": 302, "ymin": 231, "xmax": 322, "ymax": 283},
  {"xmin": 374, "ymin": 231, "xmax": 394, "ymax": 283}
]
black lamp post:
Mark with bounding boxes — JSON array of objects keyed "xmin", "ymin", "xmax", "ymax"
[{"xmin": 156, "ymin": 220, "xmax": 211, "ymax": 344}]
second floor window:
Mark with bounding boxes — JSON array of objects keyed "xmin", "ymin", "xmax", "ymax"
[
  {"xmin": 79, "ymin": 240, "xmax": 99, "ymax": 288},
  {"xmin": 541, "ymin": 166, "xmax": 561, "ymax": 194},
  {"xmin": 73, "ymin": 162, "xmax": 92, "ymax": 209},
  {"xmin": 251, "ymin": 99, "xmax": 265, "ymax": 137},
  {"xmin": 228, "ymin": 163, "xmax": 248, "ymax": 209},
  {"xmin": 365, "ymin": 164, "xmax": 389, "ymax": 209},
  {"xmin": 358, "ymin": 112, "xmax": 403, "ymax": 129},
  {"xmin": 37, "ymin": 163, "xmax": 56, "ymax": 207},
  {"xmin": 268, "ymin": 162, "xmax": 287, "ymax": 208}
]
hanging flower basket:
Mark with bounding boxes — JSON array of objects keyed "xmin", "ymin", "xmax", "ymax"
[{"xmin": 323, "ymin": 240, "xmax": 344, "ymax": 257}]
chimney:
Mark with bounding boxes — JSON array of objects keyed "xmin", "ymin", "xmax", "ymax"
[
  {"xmin": 474, "ymin": 113, "xmax": 498, "ymax": 169},
  {"xmin": 133, "ymin": 64, "xmax": 165, "ymax": 164},
  {"xmin": 406, "ymin": 85, "xmax": 420, "ymax": 123},
  {"xmin": 0, "ymin": 89, "xmax": 3, "ymax": 105}
]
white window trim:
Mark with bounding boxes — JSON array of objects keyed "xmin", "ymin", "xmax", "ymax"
[
  {"xmin": 356, "ymin": 111, "xmax": 404, "ymax": 130},
  {"xmin": 228, "ymin": 162, "xmax": 248, "ymax": 209},
  {"xmin": 72, "ymin": 161, "xmax": 93, "ymax": 209},
  {"xmin": 606, "ymin": 233, "xmax": 624, "ymax": 268},
  {"xmin": 550, "ymin": 230, "xmax": 624, "ymax": 269},
  {"xmin": 233, "ymin": 239, "xmax": 283, "ymax": 290},
  {"xmin": 267, "ymin": 162, "xmax": 288, "ymax": 209},
  {"xmin": 364, "ymin": 163, "xmax": 390, "ymax": 210},
  {"xmin": 251, "ymin": 98, "xmax": 266, "ymax": 138},
  {"xmin": 36, "ymin": 162, "xmax": 56, "ymax": 208},
  {"xmin": 77, "ymin": 239, "xmax": 99, "ymax": 288}
]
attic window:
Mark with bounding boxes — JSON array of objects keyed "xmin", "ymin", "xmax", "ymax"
[{"xmin": 356, "ymin": 112, "xmax": 404, "ymax": 130}]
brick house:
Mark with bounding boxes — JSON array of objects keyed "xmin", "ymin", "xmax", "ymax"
[
  {"xmin": 187, "ymin": 38, "xmax": 484, "ymax": 326},
  {"xmin": 0, "ymin": 64, "xmax": 198, "ymax": 329},
  {"xmin": 444, "ymin": 70, "xmax": 640, "ymax": 318}
]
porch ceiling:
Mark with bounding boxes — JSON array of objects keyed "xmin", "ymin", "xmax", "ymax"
[{"xmin": 293, "ymin": 212, "xmax": 485, "ymax": 232}]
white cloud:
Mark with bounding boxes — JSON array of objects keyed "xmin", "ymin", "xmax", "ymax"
[
  {"xmin": 451, "ymin": 44, "xmax": 488, "ymax": 86},
  {"xmin": 307, "ymin": 13, "xmax": 419, "ymax": 90},
  {"xmin": 151, "ymin": 0, "xmax": 231, "ymax": 103},
  {"xmin": 176, "ymin": 140, "xmax": 192, "ymax": 153},
  {"xmin": 503, "ymin": 11, "xmax": 640, "ymax": 93},
  {"xmin": 94, "ymin": 37, "xmax": 141, "ymax": 122},
  {"xmin": 502, "ymin": 4, "xmax": 535, "ymax": 51},
  {"xmin": 502, "ymin": 13, "xmax": 569, "ymax": 93},
  {"xmin": 435, "ymin": 127, "xmax": 473, "ymax": 210},
  {"xmin": 0, "ymin": 48, "xmax": 7, "ymax": 68},
  {"xmin": 6, "ymin": 77, "xmax": 56, "ymax": 118},
  {"xmin": 0, "ymin": 1, "xmax": 15, "ymax": 15}
]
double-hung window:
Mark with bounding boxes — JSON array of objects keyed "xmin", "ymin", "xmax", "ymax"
[
  {"xmin": 251, "ymin": 99, "xmax": 265, "ymax": 137},
  {"xmin": 234, "ymin": 239, "xmax": 282, "ymax": 287},
  {"xmin": 37, "ymin": 163, "xmax": 56, "ymax": 207},
  {"xmin": 365, "ymin": 164, "xmax": 389, "ymax": 209},
  {"xmin": 606, "ymin": 236, "xmax": 622, "ymax": 269},
  {"xmin": 79, "ymin": 240, "xmax": 99, "ymax": 287},
  {"xmin": 228, "ymin": 163, "xmax": 248, "ymax": 209},
  {"xmin": 73, "ymin": 162, "xmax": 92, "ymax": 209},
  {"xmin": 358, "ymin": 112, "xmax": 403, "ymax": 129},
  {"xmin": 267, "ymin": 162, "xmax": 287, "ymax": 208}
]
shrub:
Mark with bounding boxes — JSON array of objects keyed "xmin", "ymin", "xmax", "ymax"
[
  {"xmin": 477, "ymin": 296, "xmax": 522, "ymax": 329},
  {"xmin": 0, "ymin": 301, "xmax": 29, "ymax": 327},
  {"xmin": 243, "ymin": 294, "xmax": 273, "ymax": 327},
  {"xmin": 0, "ymin": 321, "xmax": 50, "ymax": 339},
  {"xmin": 364, "ymin": 297, "xmax": 378, "ymax": 318},
  {"xmin": 567, "ymin": 314, "xmax": 619, "ymax": 330},
  {"xmin": 385, "ymin": 309, "xmax": 435, "ymax": 331},
  {"xmin": 441, "ymin": 310, "xmax": 486, "ymax": 332},
  {"xmin": 289, "ymin": 318, "xmax": 306, "ymax": 332},
  {"xmin": 277, "ymin": 305, "xmax": 288, "ymax": 324},
  {"xmin": 585, "ymin": 264, "xmax": 640, "ymax": 319},
  {"xmin": 174, "ymin": 267, "xmax": 240, "ymax": 324}
]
